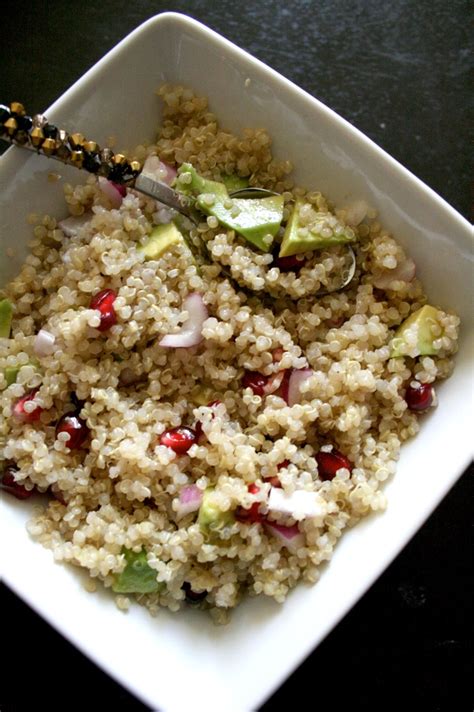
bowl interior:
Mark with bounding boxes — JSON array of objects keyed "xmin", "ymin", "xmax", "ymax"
[{"xmin": 1, "ymin": 13, "xmax": 473, "ymax": 712}]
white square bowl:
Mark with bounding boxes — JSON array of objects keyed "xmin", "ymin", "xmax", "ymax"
[{"xmin": 1, "ymin": 12, "xmax": 473, "ymax": 712}]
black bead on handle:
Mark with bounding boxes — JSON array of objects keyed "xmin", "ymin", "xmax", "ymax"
[{"xmin": 0, "ymin": 101, "xmax": 142, "ymax": 184}]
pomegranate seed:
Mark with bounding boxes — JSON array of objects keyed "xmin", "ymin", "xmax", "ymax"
[
  {"xmin": 182, "ymin": 582, "xmax": 207, "ymax": 603},
  {"xmin": 277, "ymin": 459, "xmax": 290, "ymax": 470},
  {"xmin": 98, "ymin": 308, "xmax": 117, "ymax": 331},
  {"xmin": 90, "ymin": 289, "xmax": 117, "ymax": 331},
  {"xmin": 207, "ymin": 400, "xmax": 222, "ymax": 408},
  {"xmin": 242, "ymin": 370, "xmax": 269, "ymax": 396},
  {"xmin": 405, "ymin": 382, "xmax": 434, "ymax": 411},
  {"xmin": 236, "ymin": 483, "xmax": 263, "ymax": 523},
  {"xmin": 12, "ymin": 389, "xmax": 43, "ymax": 423},
  {"xmin": 316, "ymin": 449, "xmax": 353, "ymax": 481},
  {"xmin": 56, "ymin": 413, "xmax": 89, "ymax": 450},
  {"xmin": 160, "ymin": 426, "xmax": 197, "ymax": 454},
  {"xmin": 274, "ymin": 254, "xmax": 305, "ymax": 272},
  {"xmin": 1, "ymin": 465, "xmax": 34, "ymax": 500}
]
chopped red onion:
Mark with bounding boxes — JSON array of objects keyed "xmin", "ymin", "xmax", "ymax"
[
  {"xmin": 287, "ymin": 368, "xmax": 313, "ymax": 406},
  {"xmin": 98, "ymin": 176, "xmax": 124, "ymax": 208},
  {"xmin": 176, "ymin": 485, "xmax": 203, "ymax": 518},
  {"xmin": 58, "ymin": 213, "xmax": 92, "ymax": 237},
  {"xmin": 159, "ymin": 293, "xmax": 208, "ymax": 348},
  {"xmin": 264, "ymin": 521, "xmax": 305, "ymax": 550},
  {"xmin": 373, "ymin": 257, "xmax": 416, "ymax": 289},
  {"xmin": 34, "ymin": 329, "xmax": 55, "ymax": 357}
]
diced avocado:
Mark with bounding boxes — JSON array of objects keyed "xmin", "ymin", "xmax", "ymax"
[
  {"xmin": 0, "ymin": 299, "xmax": 13, "ymax": 338},
  {"xmin": 279, "ymin": 199, "xmax": 356, "ymax": 257},
  {"xmin": 4, "ymin": 366, "xmax": 20, "ymax": 386},
  {"xmin": 198, "ymin": 488, "xmax": 235, "ymax": 534},
  {"xmin": 112, "ymin": 548, "xmax": 164, "ymax": 594},
  {"xmin": 4, "ymin": 360, "xmax": 40, "ymax": 386},
  {"xmin": 139, "ymin": 223, "xmax": 185, "ymax": 261},
  {"xmin": 221, "ymin": 174, "xmax": 250, "ymax": 192},
  {"xmin": 390, "ymin": 305, "xmax": 445, "ymax": 358},
  {"xmin": 197, "ymin": 194, "xmax": 284, "ymax": 252},
  {"xmin": 177, "ymin": 163, "xmax": 228, "ymax": 200}
]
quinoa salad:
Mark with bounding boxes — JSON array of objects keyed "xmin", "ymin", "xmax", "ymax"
[{"xmin": 0, "ymin": 86, "xmax": 460, "ymax": 622}]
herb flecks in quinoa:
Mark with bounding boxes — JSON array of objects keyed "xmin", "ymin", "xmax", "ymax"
[{"xmin": 0, "ymin": 85, "xmax": 460, "ymax": 623}]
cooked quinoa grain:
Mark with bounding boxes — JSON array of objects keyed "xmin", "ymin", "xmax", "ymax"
[{"xmin": 0, "ymin": 86, "xmax": 460, "ymax": 620}]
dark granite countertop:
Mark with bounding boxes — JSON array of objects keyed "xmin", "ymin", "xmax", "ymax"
[{"xmin": 1, "ymin": 1, "xmax": 472, "ymax": 710}]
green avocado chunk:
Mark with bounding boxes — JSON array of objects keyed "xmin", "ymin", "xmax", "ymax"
[
  {"xmin": 5, "ymin": 366, "xmax": 20, "ymax": 386},
  {"xmin": 138, "ymin": 223, "xmax": 185, "ymax": 261},
  {"xmin": 4, "ymin": 360, "xmax": 40, "ymax": 386},
  {"xmin": 198, "ymin": 488, "xmax": 235, "ymax": 534},
  {"xmin": 197, "ymin": 193, "xmax": 284, "ymax": 252},
  {"xmin": 279, "ymin": 199, "xmax": 356, "ymax": 257},
  {"xmin": 112, "ymin": 548, "xmax": 164, "ymax": 594},
  {"xmin": 177, "ymin": 163, "xmax": 284, "ymax": 252},
  {"xmin": 390, "ymin": 305, "xmax": 445, "ymax": 358},
  {"xmin": 221, "ymin": 174, "xmax": 250, "ymax": 192},
  {"xmin": 0, "ymin": 299, "xmax": 13, "ymax": 338}
]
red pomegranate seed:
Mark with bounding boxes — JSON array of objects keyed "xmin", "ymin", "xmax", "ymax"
[
  {"xmin": 56, "ymin": 413, "xmax": 89, "ymax": 450},
  {"xmin": 235, "ymin": 483, "xmax": 263, "ymax": 524},
  {"xmin": 316, "ymin": 449, "xmax": 353, "ymax": 481},
  {"xmin": 160, "ymin": 426, "xmax": 197, "ymax": 454},
  {"xmin": 242, "ymin": 370, "xmax": 269, "ymax": 396},
  {"xmin": 405, "ymin": 382, "xmax": 434, "ymax": 411},
  {"xmin": 1, "ymin": 465, "xmax": 34, "ymax": 500},
  {"xmin": 90, "ymin": 289, "xmax": 117, "ymax": 331},
  {"xmin": 275, "ymin": 254, "xmax": 305, "ymax": 272},
  {"xmin": 12, "ymin": 389, "xmax": 43, "ymax": 423}
]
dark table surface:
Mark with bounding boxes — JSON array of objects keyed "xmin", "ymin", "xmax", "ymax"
[{"xmin": 1, "ymin": 1, "xmax": 472, "ymax": 710}]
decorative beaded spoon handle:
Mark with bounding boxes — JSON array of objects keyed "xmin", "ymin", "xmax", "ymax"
[{"xmin": 0, "ymin": 101, "xmax": 197, "ymax": 220}]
